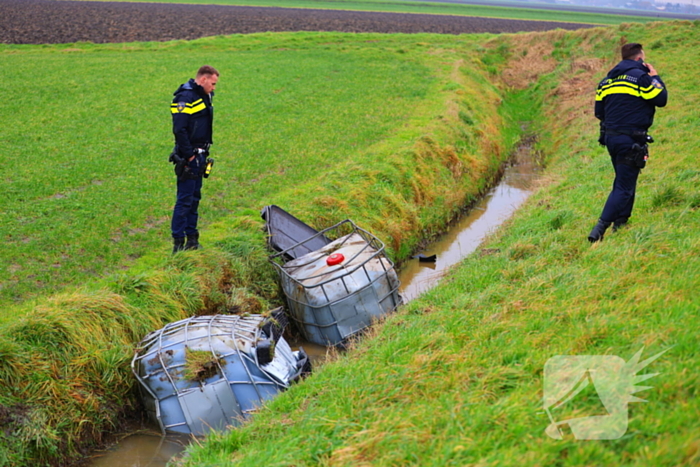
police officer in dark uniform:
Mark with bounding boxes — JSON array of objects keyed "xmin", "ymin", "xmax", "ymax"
[
  {"xmin": 588, "ymin": 43, "xmax": 668, "ymax": 242},
  {"xmin": 169, "ymin": 65, "xmax": 219, "ymax": 253}
]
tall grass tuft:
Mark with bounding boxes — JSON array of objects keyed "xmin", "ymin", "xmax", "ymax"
[{"xmin": 0, "ymin": 248, "xmax": 259, "ymax": 464}]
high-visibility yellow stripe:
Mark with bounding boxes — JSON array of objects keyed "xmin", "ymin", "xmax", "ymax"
[
  {"xmin": 189, "ymin": 102, "xmax": 206, "ymax": 113},
  {"xmin": 639, "ymin": 83, "xmax": 664, "ymax": 99},
  {"xmin": 597, "ymin": 85, "xmax": 642, "ymax": 100},
  {"xmin": 596, "ymin": 79, "xmax": 664, "ymax": 101},
  {"xmin": 597, "ymin": 81, "xmax": 638, "ymax": 94},
  {"xmin": 170, "ymin": 99, "xmax": 207, "ymax": 114}
]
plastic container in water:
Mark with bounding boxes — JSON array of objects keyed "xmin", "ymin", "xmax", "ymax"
[
  {"xmin": 131, "ymin": 310, "xmax": 309, "ymax": 435},
  {"xmin": 269, "ymin": 219, "xmax": 402, "ymax": 347}
]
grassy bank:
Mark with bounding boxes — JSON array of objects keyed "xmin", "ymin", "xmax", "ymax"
[
  {"xmin": 0, "ymin": 32, "xmax": 519, "ymax": 465},
  {"xmin": 175, "ymin": 21, "xmax": 700, "ymax": 466}
]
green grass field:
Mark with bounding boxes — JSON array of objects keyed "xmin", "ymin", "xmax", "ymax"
[
  {"xmin": 1, "ymin": 4, "xmax": 698, "ymax": 466},
  {"xmin": 0, "ymin": 34, "xmax": 449, "ymax": 313}
]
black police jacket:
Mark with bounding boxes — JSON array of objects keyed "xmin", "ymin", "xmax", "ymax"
[
  {"xmin": 171, "ymin": 78, "xmax": 214, "ymax": 159},
  {"xmin": 595, "ymin": 59, "xmax": 667, "ymax": 134}
]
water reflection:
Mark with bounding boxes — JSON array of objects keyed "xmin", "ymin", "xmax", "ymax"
[
  {"xmin": 398, "ymin": 139, "xmax": 540, "ymax": 302},
  {"xmin": 288, "ymin": 338, "xmax": 335, "ymax": 365}
]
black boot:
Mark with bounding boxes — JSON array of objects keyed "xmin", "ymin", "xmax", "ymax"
[
  {"xmin": 172, "ymin": 237, "xmax": 186, "ymax": 254},
  {"xmin": 185, "ymin": 232, "xmax": 201, "ymax": 250},
  {"xmin": 612, "ymin": 217, "xmax": 629, "ymax": 232},
  {"xmin": 588, "ymin": 219, "xmax": 611, "ymax": 243}
]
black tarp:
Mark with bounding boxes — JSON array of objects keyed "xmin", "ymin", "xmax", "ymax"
[{"xmin": 261, "ymin": 205, "xmax": 331, "ymax": 260}]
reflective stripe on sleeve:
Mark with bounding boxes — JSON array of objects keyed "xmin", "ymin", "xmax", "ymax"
[
  {"xmin": 170, "ymin": 99, "xmax": 206, "ymax": 114},
  {"xmin": 639, "ymin": 82, "xmax": 664, "ymax": 100},
  {"xmin": 596, "ymin": 79, "xmax": 664, "ymax": 101}
]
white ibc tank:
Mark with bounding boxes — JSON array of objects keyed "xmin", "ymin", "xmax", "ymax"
[
  {"xmin": 131, "ymin": 312, "xmax": 309, "ymax": 435},
  {"xmin": 271, "ymin": 221, "xmax": 401, "ymax": 346}
]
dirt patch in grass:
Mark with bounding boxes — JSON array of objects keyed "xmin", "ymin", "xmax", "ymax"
[
  {"xmin": 500, "ymin": 35, "xmax": 559, "ymax": 89},
  {"xmin": 0, "ymin": 0, "xmax": 595, "ymax": 44}
]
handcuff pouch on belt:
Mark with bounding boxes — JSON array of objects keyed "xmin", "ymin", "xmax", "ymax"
[
  {"xmin": 623, "ymin": 143, "xmax": 649, "ymax": 169},
  {"xmin": 627, "ymin": 131, "xmax": 653, "ymax": 169},
  {"xmin": 170, "ymin": 146, "xmax": 209, "ymax": 180},
  {"xmin": 169, "ymin": 146, "xmax": 187, "ymax": 178},
  {"xmin": 603, "ymin": 129, "xmax": 653, "ymax": 169}
]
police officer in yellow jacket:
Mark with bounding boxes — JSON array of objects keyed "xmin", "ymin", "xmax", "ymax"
[
  {"xmin": 588, "ymin": 43, "xmax": 667, "ymax": 242},
  {"xmin": 169, "ymin": 66, "xmax": 219, "ymax": 253}
]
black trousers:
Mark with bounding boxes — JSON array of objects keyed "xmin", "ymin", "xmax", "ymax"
[
  {"xmin": 599, "ymin": 134, "xmax": 641, "ymax": 223},
  {"xmin": 171, "ymin": 154, "xmax": 206, "ymax": 239}
]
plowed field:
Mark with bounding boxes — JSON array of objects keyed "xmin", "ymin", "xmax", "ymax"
[{"xmin": 0, "ymin": 0, "xmax": 594, "ymax": 44}]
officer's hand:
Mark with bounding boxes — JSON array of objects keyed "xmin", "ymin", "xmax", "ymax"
[
  {"xmin": 644, "ymin": 62, "xmax": 658, "ymax": 76},
  {"xmin": 188, "ymin": 155, "xmax": 196, "ymax": 162}
]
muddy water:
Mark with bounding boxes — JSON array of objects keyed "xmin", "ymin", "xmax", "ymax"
[
  {"xmin": 81, "ymin": 423, "xmax": 190, "ymax": 467},
  {"xmin": 398, "ymin": 136, "xmax": 540, "ymax": 301},
  {"xmin": 82, "ymin": 136, "xmax": 539, "ymax": 467},
  {"xmin": 288, "ymin": 338, "xmax": 335, "ymax": 365}
]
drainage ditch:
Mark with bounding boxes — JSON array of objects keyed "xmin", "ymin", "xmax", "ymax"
[
  {"xmin": 399, "ymin": 133, "xmax": 540, "ymax": 301},
  {"xmin": 79, "ymin": 133, "xmax": 541, "ymax": 467}
]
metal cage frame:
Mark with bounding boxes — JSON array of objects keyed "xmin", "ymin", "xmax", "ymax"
[
  {"xmin": 131, "ymin": 313, "xmax": 302, "ymax": 434},
  {"xmin": 269, "ymin": 219, "xmax": 402, "ymax": 346}
]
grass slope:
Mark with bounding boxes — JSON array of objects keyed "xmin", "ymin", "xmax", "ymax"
[
  {"xmin": 0, "ymin": 32, "xmax": 517, "ymax": 465},
  {"xmin": 175, "ymin": 21, "xmax": 700, "ymax": 467}
]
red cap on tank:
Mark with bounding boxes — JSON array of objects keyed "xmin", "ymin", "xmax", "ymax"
[{"xmin": 326, "ymin": 253, "xmax": 344, "ymax": 266}]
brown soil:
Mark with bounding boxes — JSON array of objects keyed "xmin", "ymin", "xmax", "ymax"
[{"xmin": 0, "ymin": 0, "xmax": 595, "ymax": 45}]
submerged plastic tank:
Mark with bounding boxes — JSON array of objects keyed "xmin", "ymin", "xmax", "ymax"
[
  {"xmin": 131, "ymin": 310, "xmax": 309, "ymax": 435},
  {"xmin": 265, "ymin": 209, "xmax": 402, "ymax": 347}
]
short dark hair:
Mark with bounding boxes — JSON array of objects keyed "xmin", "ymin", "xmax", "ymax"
[
  {"xmin": 621, "ymin": 43, "xmax": 643, "ymax": 60},
  {"xmin": 196, "ymin": 65, "xmax": 219, "ymax": 77}
]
